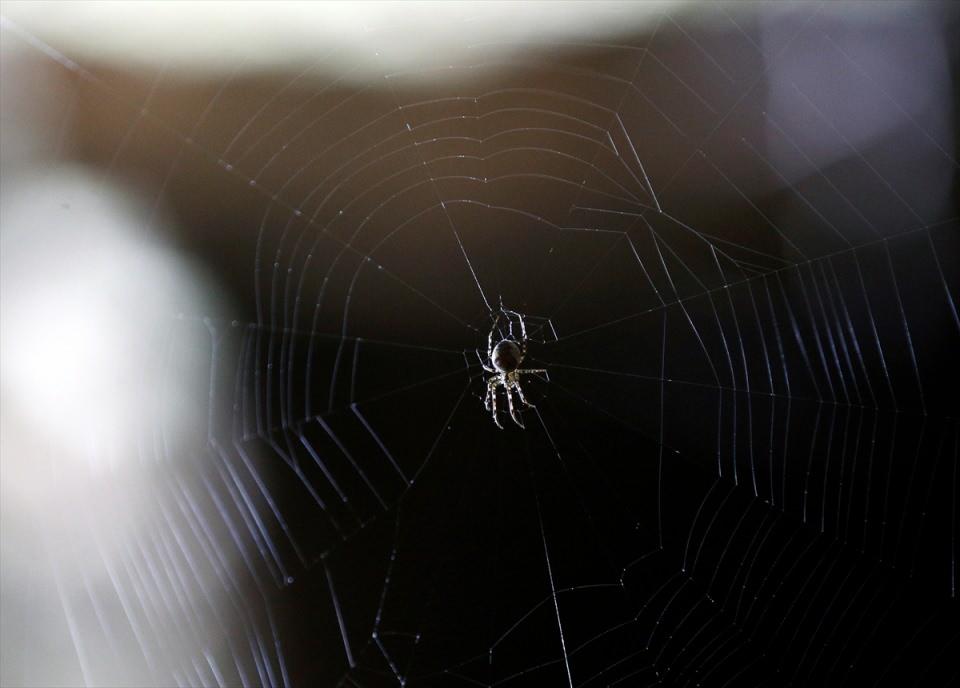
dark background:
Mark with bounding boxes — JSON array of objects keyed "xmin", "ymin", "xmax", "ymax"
[{"xmin": 3, "ymin": 2, "xmax": 959, "ymax": 686}]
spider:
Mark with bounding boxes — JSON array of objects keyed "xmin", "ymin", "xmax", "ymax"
[{"xmin": 482, "ymin": 309, "xmax": 546, "ymax": 429}]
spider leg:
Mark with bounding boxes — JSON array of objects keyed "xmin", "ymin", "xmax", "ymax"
[
  {"xmin": 512, "ymin": 380, "xmax": 535, "ymax": 408},
  {"xmin": 516, "ymin": 310, "xmax": 528, "ymax": 345},
  {"xmin": 513, "ymin": 309, "xmax": 530, "ymax": 358},
  {"xmin": 487, "ymin": 377, "xmax": 504, "ymax": 429},
  {"xmin": 482, "ymin": 364, "xmax": 496, "ymax": 374},
  {"xmin": 505, "ymin": 384, "xmax": 525, "ymax": 429},
  {"xmin": 487, "ymin": 313, "xmax": 500, "ymax": 361},
  {"xmin": 501, "ymin": 306, "xmax": 527, "ymax": 340}
]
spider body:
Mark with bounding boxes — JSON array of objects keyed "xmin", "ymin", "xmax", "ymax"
[
  {"xmin": 482, "ymin": 310, "xmax": 546, "ymax": 429},
  {"xmin": 492, "ymin": 339, "xmax": 522, "ymax": 372}
]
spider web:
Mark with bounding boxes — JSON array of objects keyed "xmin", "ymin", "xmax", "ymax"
[{"xmin": 3, "ymin": 3, "xmax": 959, "ymax": 687}]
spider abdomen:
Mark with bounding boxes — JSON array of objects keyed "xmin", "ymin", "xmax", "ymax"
[{"xmin": 492, "ymin": 340, "xmax": 523, "ymax": 372}]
